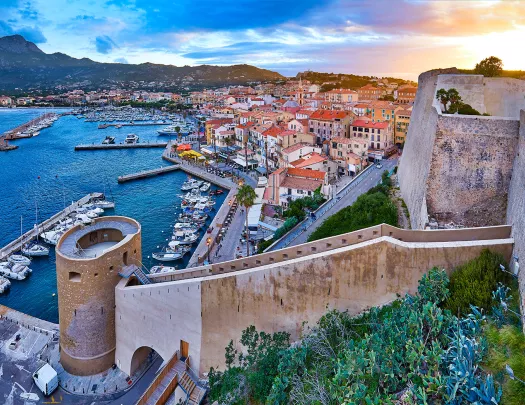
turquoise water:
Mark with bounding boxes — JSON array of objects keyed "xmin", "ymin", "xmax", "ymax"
[{"xmin": 0, "ymin": 108, "xmax": 225, "ymax": 322}]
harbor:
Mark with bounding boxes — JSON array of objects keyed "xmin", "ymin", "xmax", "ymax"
[
  {"xmin": 98, "ymin": 122, "xmax": 171, "ymax": 129},
  {"xmin": 1, "ymin": 112, "xmax": 59, "ymax": 140},
  {"xmin": 75, "ymin": 142, "xmax": 168, "ymax": 150},
  {"xmin": 0, "ymin": 192, "xmax": 104, "ymax": 261}
]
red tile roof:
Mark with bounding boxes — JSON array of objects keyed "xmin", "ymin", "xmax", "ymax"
[
  {"xmin": 281, "ymin": 177, "xmax": 323, "ymax": 192},
  {"xmin": 287, "ymin": 167, "xmax": 326, "ymax": 180},
  {"xmin": 352, "ymin": 120, "xmax": 389, "ymax": 129},
  {"xmin": 309, "ymin": 110, "xmax": 350, "ymax": 120}
]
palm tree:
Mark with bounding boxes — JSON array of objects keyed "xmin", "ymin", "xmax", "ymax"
[
  {"xmin": 236, "ymin": 184, "xmax": 257, "ymax": 257},
  {"xmin": 175, "ymin": 125, "xmax": 181, "ymax": 142}
]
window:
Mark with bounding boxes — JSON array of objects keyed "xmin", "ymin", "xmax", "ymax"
[
  {"xmin": 69, "ymin": 272, "xmax": 81, "ymax": 282},
  {"xmin": 377, "ymin": 135, "xmax": 381, "ymax": 141}
]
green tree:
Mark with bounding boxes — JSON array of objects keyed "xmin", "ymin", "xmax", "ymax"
[
  {"xmin": 436, "ymin": 88, "xmax": 450, "ymax": 112},
  {"xmin": 236, "ymin": 184, "xmax": 257, "ymax": 256},
  {"xmin": 475, "ymin": 56, "xmax": 503, "ymax": 77},
  {"xmin": 174, "ymin": 125, "xmax": 181, "ymax": 142}
]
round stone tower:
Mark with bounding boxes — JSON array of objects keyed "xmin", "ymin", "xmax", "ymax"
[{"xmin": 55, "ymin": 216, "xmax": 142, "ymax": 376}]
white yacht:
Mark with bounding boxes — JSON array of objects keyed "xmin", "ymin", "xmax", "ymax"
[
  {"xmin": 152, "ymin": 242, "xmax": 191, "ymax": 261},
  {"xmin": 0, "ymin": 276, "xmax": 11, "ymax": 294},
  {"xmin": 173, "ymin": 222, "xmax": 200, "ymax": 233},
  {"xmin": 149, "ymin": 265, "xmax": 177, "ymax": 274},
  {"xmin": 200, "ymin": 182, "xmax": 211, "ymax": 192},
  {"xmin": 125, "ymin": 133, "xmax": 139, "ymax": 144},
  {"xmin": 93, "ymin": 199, "xmax": 115, "ymax": 209},
  {"xmin": 0, "ymin": 262, "xmax": 32, "ymax": 280},
  {"xmin": 171, "ymin": 231, "xmax": 198, "ymax": 245},
  {"xmin": 8, "ymin": 254, "xmax": 31, "ymax": 266},
  {"xmin": 21, "ymin": 243, "xmax": 50, "ymax": 257},
  {"xmin": 181, "ymin": 179, "xmax": 203, "ymax": 191}
]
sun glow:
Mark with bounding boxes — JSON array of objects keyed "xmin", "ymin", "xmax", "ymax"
[{"xmin": 460, "ymin": 27, "xmax": 525, "ymax": 71}]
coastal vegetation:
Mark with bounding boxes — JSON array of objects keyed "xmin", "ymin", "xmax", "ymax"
[
  {"xmin": 236, "ymin": 184, "xmax": 257, "ymax": 256},
  {"xmin": 436, "ymin": 87, "xmax": 484, "ymax": 116},
  {"xmin": 307, "ymin": 170, "xmax": 397, "ymax": 242},
  {"xmin": 209, "ymin": 250, "xmax": 522, "ymax": 405}
]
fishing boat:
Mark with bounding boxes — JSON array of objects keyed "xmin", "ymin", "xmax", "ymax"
[
  {"xmin": 0, "ymin": 276, "xmax": 11, "ymax": 294},
  {"xmin": 0, "ymin": 262, "xmax": 32, "ymax": 280},
  {"xmin": 174, "ymin": 222, "xmax": 201, "ymax": 232},
  {"xmin": 102, "ymin": 136, "xmax": 115, "ymax": 145},
  {"xmin": 8, "ymin": 255, "xmax": 31, "ymax": 266}
]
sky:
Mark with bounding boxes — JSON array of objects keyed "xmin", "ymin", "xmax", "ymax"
[{"xmin": 1, "ymin": 0, "xmax": 525, "ymax": 80}]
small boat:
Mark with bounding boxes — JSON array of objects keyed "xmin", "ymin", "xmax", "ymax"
[
  {"xmin": 93, "ymin": 199, "xmax": 115, "ymax": 209},
  {"xmin": 115, "ymin": 124, "xmax": 123, "ymax": 129},
  {"xmin": 181, "ymin": 179, "xmax": 203, "ymax": 191},
  {"xmin": 209, "ymin": 189, "xmax": 224, "ymax": 196},
  {"xmin": 200, "ymin": 182, "xmax": 211, "ymax": 192},
  {"xmin": 40, "ymin": 229, "xmax": 64, "ymax": 245},
  {"xmin": 174, "ymin": 222, "xmax": 201, "ymax": 232},
  {"xmin": 152, "ymin": 242, "xmax": 191, "ymax": 261},
  {"xmin": 0, "ymin": 262, "xmax": 32, "ymax": 280},
  {"xmin": 75, "ymin": 214, "xmax": 93, "ymax": 225},
  {"xmin": 149, "ymin": 265, "xmax": 178, "ymax": 274},
  {"xmin": 85, "ymin": 210, "xmax": 100, "ymax": 219},
  {"xmin": 0, "ymin": 276, "xmax": 11, "ymax": 293},
  {"xmin": 172, "ymin": 231, "xmax": 199, "ymax": 245},
  {"xmin": 125, "ymin": 133, "xmax": 139, "ymax": 144},
  {"xmin": 102, "ymin": 136, "xmax": 115, "ymax": 145},
  {"xmin": 21, "ymin": 242, "xmax": 50, "ymax": 257},
  {"xmin": 8, "ymin": 254, "xmax": 31, "ymax": 266}
]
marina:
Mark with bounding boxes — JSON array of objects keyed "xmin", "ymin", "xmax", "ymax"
[
  {"xmin": 98, "ymin": 122, "xmax": 171, "ymax": 129},
  {"xmin": 0, "ymin": 108, "xmax": 226, "ymax": 322},
  {"xmin": 0, "ymin": 192, "xmax": 104, "ymax": 261},
  {"xmin": 75, "ymin": 142, "xmax": 168, "ymax": 150},
  {"xmin": 1, "ymin": 112, "xmax": 59, "ymax": 140}
]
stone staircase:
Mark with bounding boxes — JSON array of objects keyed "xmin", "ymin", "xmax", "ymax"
[
  {"xmin": 178, "ymin": 369, "xmax": 205, "ymax": 405},
  {"xmin": 119, "ymin": 264, "xmax": 151, "ymax": 285}
]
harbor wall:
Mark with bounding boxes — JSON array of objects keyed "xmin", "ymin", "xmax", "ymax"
[{"xmin": 114, "ymin": 224, "xmax": 513, "ymax": 376}]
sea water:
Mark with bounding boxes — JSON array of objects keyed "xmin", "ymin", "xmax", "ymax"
[{"xmin": 0, "ymin": 108, "xmax": 225, "ymax": 322}]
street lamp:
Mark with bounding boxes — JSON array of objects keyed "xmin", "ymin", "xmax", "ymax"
[{"xmin": 206, "ymin": 237, "xmax": 212, "ymax": 262}]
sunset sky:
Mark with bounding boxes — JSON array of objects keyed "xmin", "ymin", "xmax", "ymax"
[{"xmin": 1, "ymin": 0, "xmax": 524, "ymax": 79}]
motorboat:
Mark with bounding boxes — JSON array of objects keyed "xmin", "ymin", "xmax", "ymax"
[
  {"xmin": 75, "ymin": 214, "xmax": 93, "ymax": 225},
  {"xmin": 172, "ymin": 231, "xmax": 199, "ymax": 245},
  {"xmin": 200, "ymin": 182, "xmax": 211, "ymax": 192},
  {"xmin": 174, "ymin": 222, "xmax": 201, "ymax": 232},
  {"xmin": 93, "ymin": 199, "xmax": 115, "ymax": 209},
  {"xmin": 85, "ymin": 210, "xmax": 100, "ymax": 219},
  {"xmin": 40, "ymin": 228, "xmax": 66, "ymax": 245},
  {"xmin": 102, "ymin": 136, "xmax": 115, "ymax": 145},
  {"xmin": 125, "ymin": 133, "xmax": 139, "ymax": 144},
  {"xmin": 152, "ymin": 242, "xmax": 191, "ymax": 261},
  {"xmin": 8, "ymin": 254, "xmax": 31, "ymax": 266},
  {"xmin": 181, "ymin": 179, "xmax": 203, "ymax": 191},
  {"xmin": 149, "ymin": 265, "xmax": 178, "ymax": 274},
  {"xmin": 0, "ymin": 262, "xmax": 32, "ymax": 280},
  {"xmin": 209, "ymin": 189, "xmax": 224, "ymax": 196},
  {"xmin": 0, "ymin": 276, "xmax": 11, "ymax": 294},
  {"xmin": 21, "ymin": 242, "xmax": 50, "ymax": 257}
]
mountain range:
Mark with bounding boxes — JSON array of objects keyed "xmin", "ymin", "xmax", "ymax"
[{"xmin": 0, "ymin": 35, "xmax": 285, "ymax": 93}]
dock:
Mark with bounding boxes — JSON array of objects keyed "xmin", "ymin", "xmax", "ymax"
[
  {"xmin": 75, "ymin": 143, "xmax": 168, "ymax": 151},
  {"xmin": 1, "ymin": 113, "xmax": 57, "ymax": 139},
  {"xmin": 98, "ymin": 122, "xmax": 171, "ymax": 129},
  {"xmin": 117, "ymin": 165, "xmax": 180, "ymax": 183},
  {"xmin": 0, "ymin": 192, "xmax": 103, "ymax": 261}
]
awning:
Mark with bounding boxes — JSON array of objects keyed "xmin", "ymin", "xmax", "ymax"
[{"xmin": 256, "ymin": 166, "xmax": 267, "ymax": 174}]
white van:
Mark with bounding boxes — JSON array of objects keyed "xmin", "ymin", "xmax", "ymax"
[{"xmin": 33, "ymin": 363, "xmax": 58, "ymax": 396}]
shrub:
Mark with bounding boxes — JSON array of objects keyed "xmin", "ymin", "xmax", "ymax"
[
  {"xmin": 444, "ymin": 249, "xmax": 513, "ymax": 316},
  {"xmin": 274, "ymin": 217, "xmax": 299, "ymax": 240}
]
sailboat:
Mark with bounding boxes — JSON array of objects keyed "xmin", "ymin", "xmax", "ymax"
[
  {"xmin": 22, "ymin": 201, "xmax": 50, "ymax": 257},
  {"xmin": 10, "ymin": 216, "xmax": 32, "ymax": 265}
]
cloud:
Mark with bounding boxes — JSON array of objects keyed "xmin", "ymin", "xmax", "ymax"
[
  {"xmin": 114, "ymin": 57, "xmax": 128, "ymax": 63},
  {"xmin": 0, "ymin": 19, "xmax": 47, "ymax": 43},
  {"xmin": 95, "ymin": 35, "xmax": 118, "ymax": 54}
]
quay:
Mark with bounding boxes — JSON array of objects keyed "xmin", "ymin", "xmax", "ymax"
[
  {"xmin": 98, "ymin": 122, "xmax": 171, "ymax": 129},
  {"xmin": 1, "ymin": 113, "xmax": 57, "ymax": 139},
  {"xmin": 0, "ymin": 192, "xmax": 103, "ymax": 261},
  {"xmin": 75, "ymin": 142, "xmax": 168, "ymax": 151},
  {"xmin": 0, "ymin": 138, "xmax": 18, "ymax": 151},
  {"xmin": 117, "ymin": 165, "xmax": 180, "ymax": 183}
]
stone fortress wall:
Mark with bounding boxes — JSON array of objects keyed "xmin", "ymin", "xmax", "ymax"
[
  {"xmin": 114, "ymin": 224, "xmax": 513, "ymax": 376},
  {"xmin": 399, "ymin": 70, "xmax": 525, "ymax": 229}
]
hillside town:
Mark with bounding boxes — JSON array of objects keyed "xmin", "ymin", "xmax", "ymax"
[{"xmin": 1, "ymin": 77, "xmax": 414, "ymax": 208}]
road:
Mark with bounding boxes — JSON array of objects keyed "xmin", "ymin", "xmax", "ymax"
[{"xmin": 270, "ymin": 157, "xmax": 398, "ymax": 250}]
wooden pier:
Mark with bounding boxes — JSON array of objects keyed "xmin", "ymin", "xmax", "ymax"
[
  {"xmin": 0, "ymin": 192, "xmax": 103, "ymax": 261},
  {"xmin": 117, "ymin": 165, "xmax": 180, "ymax": 183},
  {"xmin": 75, "ymin": 143, "xmax": 168, "ymax": 151}
]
